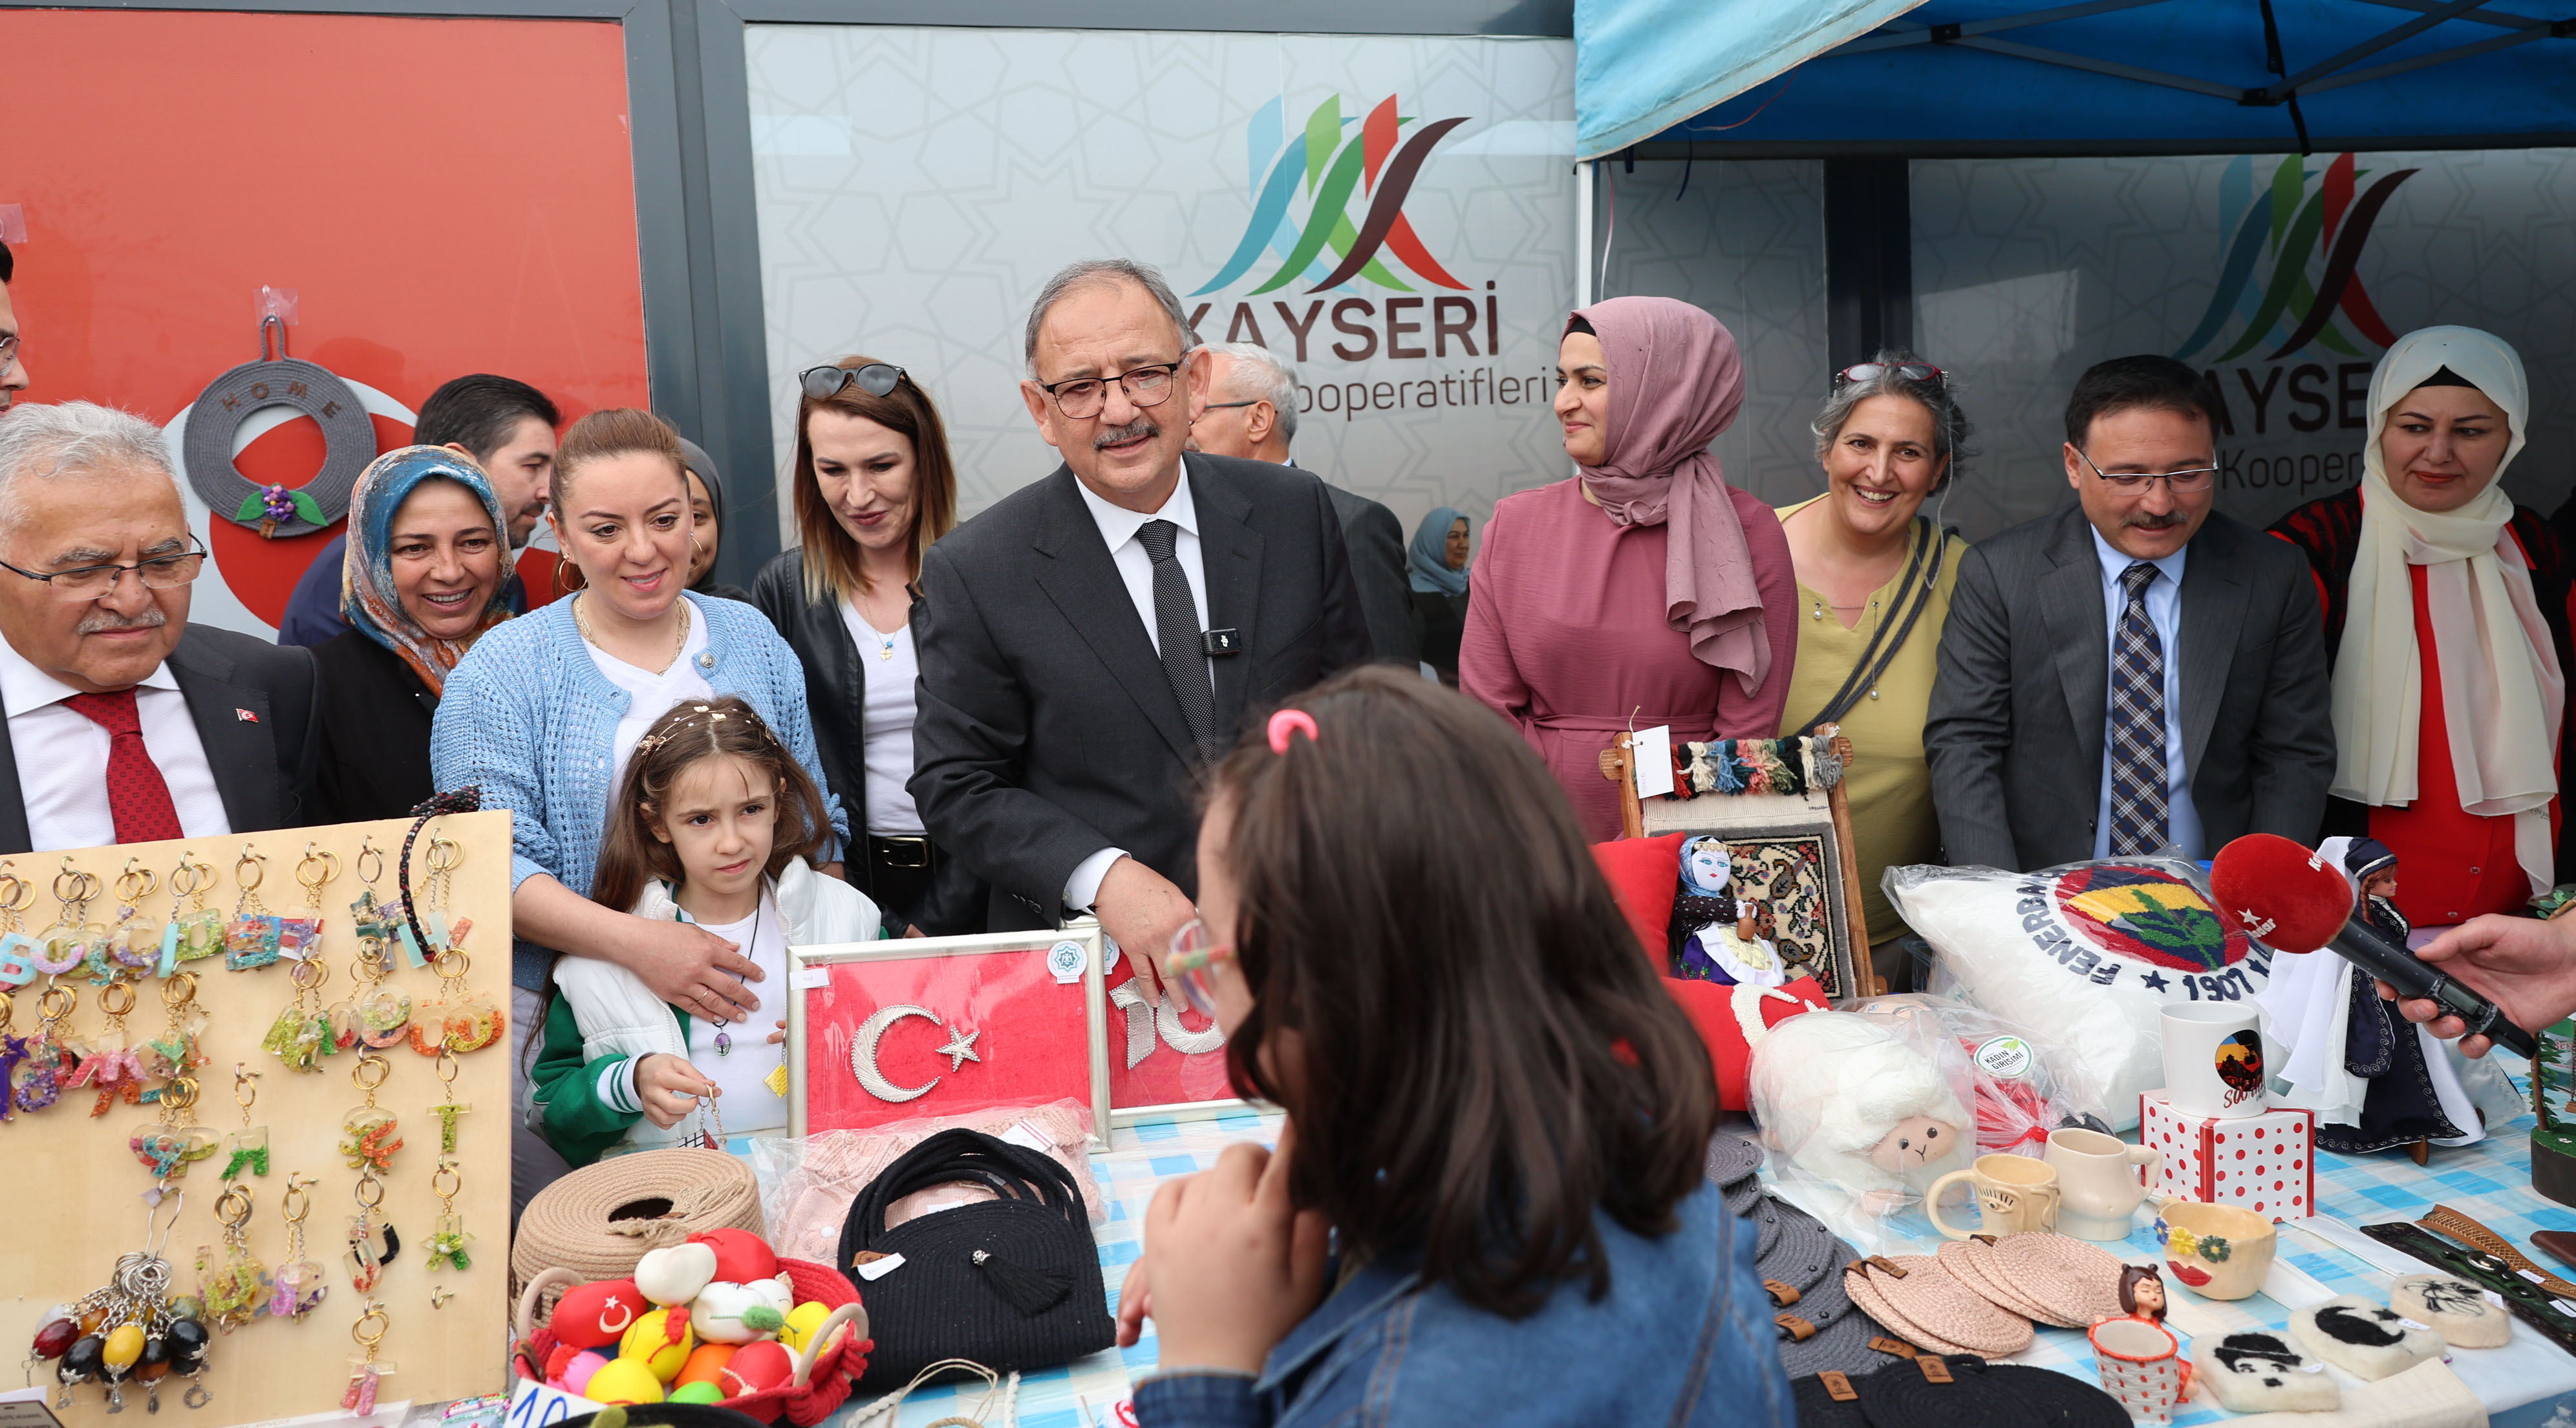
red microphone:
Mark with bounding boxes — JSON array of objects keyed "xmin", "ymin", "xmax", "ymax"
[{"xmin": 2209, "ymin": 834, "xmax": 2536, "ymax": 1059}]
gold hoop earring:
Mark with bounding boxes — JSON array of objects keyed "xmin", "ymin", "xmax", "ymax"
[{"xmin": 553, "ymin": 556, "xmax": 587, "ymax": 594}]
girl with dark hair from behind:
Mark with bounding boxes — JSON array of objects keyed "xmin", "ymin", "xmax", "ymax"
[{"xmin": 1120, "ymin": 666, "xmax": 1794, "ymax": 1427}]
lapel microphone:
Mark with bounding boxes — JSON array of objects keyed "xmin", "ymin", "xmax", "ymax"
[{"xmin": 2208, "ymin": 834, "xmax": 2537, "ymax": 1059}]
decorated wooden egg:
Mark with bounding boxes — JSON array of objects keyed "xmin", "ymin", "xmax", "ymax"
[
  {"xmin": 668, "ymin": 1382, "xmax": 725, "ymax": 1405},
  {"xmin": 716, "ymin": 1339, "xmax": 794, "ymax": 1397},
  {"xmin": 779, "ymin": 1302, "xmax": 831, "ymax": 1356},
  {"xmin": 562, "ymin": 1349, "xmax": 612, "ymax": 1398},
  {"xmin": 619, "ymin": 1308, "xmax": 695, "ymax": 1381},
  {"xmin": 693, "ymin": 1276, "xmax": 793, "ymax": 1343},
  {"xmin": 687, "ymin": 1228, "xmax": 778, "ymax": 1286},
  {"xmin": 634, "ymin": 1242, "xmax": 719, "ymax": 1307},
  {"xmin": 583, "ymin": 1358, "xmax": 665, "ymax": 1407},
  {"xmin": 551, "ymin": 1279, "xmax": 645, "ymax": 1350},
  {"xmin": 672, "ymin": 1343, "xmax": 737, "ymax": 1389}
]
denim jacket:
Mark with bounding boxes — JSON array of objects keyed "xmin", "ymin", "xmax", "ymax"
[{"xmin": 1133, "ymin": 1182, "xmax": 1792, "ymax": 1427}]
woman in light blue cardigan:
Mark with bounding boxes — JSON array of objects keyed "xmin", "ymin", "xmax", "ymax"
[{"xmin": 429, "ymin": 409, "xmax": 844, "ymax": 1210}]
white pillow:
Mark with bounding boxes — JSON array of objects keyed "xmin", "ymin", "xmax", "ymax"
[{"xmin": 1884, "ymin": 858, "xmax": 2275, "ymax": 1131}]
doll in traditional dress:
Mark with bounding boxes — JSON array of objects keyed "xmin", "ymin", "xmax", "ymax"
[{"xmin": 1673, "ymin": 836, "xmax": 1788, "ymax": 987}]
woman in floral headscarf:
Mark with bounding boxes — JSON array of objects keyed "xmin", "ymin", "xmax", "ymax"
[
  {"xmin": 1460, "ymin": 297, "xmax": 1799, "ymax": 841},
  {"xmin": 308, "ymin": 445, "xmax": 513, "ymax": 823}
]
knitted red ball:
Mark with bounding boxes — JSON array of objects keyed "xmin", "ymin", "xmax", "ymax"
[
  {"xmin": 551, "ymin": 1278, "xmax": 645, "ymax": 1350},
  {"xmin": 2209, "ymin": 834, "xmax": 2354, "ymax": 955},
  {"xmin": 688, "ymin": 1228, "xmax": 779, "ymax": 1286}
]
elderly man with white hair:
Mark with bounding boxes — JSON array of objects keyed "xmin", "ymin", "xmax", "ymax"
[
  {"xmin": 1188, "ymin": 340, "xmax": 1417, "ymax": 667},
  {"xmin": 0, "ymin": 402, "xmax": 316, "ymax": 850}
]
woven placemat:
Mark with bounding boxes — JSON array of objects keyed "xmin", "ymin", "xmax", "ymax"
[
  {"xmin": 1845, "ymin": 1264, "xmax": 1982, "ymax": 1359},
  {"xmin": 1757, "ymin": 1199, "xmax": 1840, "ymax": 1300},
  {"xmin": 1857, "ymin": 1356, "xmax": 2047, "ymax": 1428},
  {"xmin": 1938, "ymin": 1239, "xmax": 2069, "ymax": 1327},
  {"xmin": 1791, "ymin": 1372, "xmax": 1873, "ymax": 1428},
  {"xmin": 1706, "ymin": 1125, "xmax": 1765, "ymax": 1187},
  {"xmin": 1874, "ymin": 1255, "xmax": 2035, "ymax": 1358},
  {"xmin": 1990, "ymin": 1233, "xmax": 2127, "ymax": 1329},
  {"xmin": 1723, "ymin": 1172, "xmax": 1768, "ymax": 1219},
  {"xmin": 1980, "ymin": 1363, "xmax": 2131, "ymax": 1427},
  {"xmin": 1779, "ymin": 1263, "xmax": 1907, "ymax": 1380}
]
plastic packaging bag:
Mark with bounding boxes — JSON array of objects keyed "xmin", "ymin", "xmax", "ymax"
[
  {"xmin": 1853, "ymin": 993, "xmax": 2113, "ymax": 1156},
  {"xmin": 1748, "ymin": 1004, "xmax": 1975, "ymax": 1249}
]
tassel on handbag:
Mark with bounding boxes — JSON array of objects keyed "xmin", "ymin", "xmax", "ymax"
[{"xmin": 971, "ymin": 1248, "xmax": 1072, "ymax": 1315}]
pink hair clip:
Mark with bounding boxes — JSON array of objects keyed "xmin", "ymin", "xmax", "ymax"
[{"xmin": 1267, "ymin": 709, "xmax": 1318, "ymax": 754}]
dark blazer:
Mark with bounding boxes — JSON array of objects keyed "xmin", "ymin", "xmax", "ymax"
[
  {"xmin": 911, "ymin": 453, "xmax": 1373, "ymax": 930},
  {"xmin": 749, "ymin": 548, "xmax": 985, "ymax": 935},
  {"xmin": 1923, "ymin": 504, "xmax": 2335, "ymax": 871},
  {"xmin": 309, "ymin": 630, "xmax": 436, "ymax": 825},
  {"xmin": 0, "ymin": 623, "xmax": 319, "ymax": 851},
  {"xmin": 1319, "ymin": 480, "xmax": 1420, "ymax": 666}
]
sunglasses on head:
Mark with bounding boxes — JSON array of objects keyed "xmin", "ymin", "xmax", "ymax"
[
  {"xmin": 799, "ymin": 363, "xmax": 906, "ymax": 402},
  {"xmin": 1834, "ymin": 362, "xmax": 1945, "ymax": 391}
]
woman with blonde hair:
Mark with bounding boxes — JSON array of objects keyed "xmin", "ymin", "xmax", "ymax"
[{"xmin": 752, "ymin": 357, "xmax": 981, "ymax": 935}]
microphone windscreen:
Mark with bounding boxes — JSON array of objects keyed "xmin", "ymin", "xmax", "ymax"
[{"xmin": 2208, "ymin": 834, "xmax": 2355, "ymax": 954}]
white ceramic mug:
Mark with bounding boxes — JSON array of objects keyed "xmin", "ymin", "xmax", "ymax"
[
  {"xmin": 1926, "ymin": 1152, "xmax": 2061, "ymax": 1240},
  {"xmin": 2046, "ymin": 1127, "xmax": 2162, "ymax": 1241},
  {"xmin": 2160, "ymin": 1003, "xmax": 2269, "ymax": 1120},
  {"xmin": 2091, "ymin": 1315, "xmax": 2191, "ymax": 1423}
]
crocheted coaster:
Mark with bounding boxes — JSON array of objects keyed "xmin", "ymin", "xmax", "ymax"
[
  {"xmin": 1854, "ymin": 1354, "xmax": 2046, "ymax": 1428},
  {"xmin": 1989, "ymin": 1233, "xmax": 2128, "ymax": 1328},
  {"xmin": 1792, "ymin": 1372, "xmax": 1873, "ymax": 1428},
  {"xmin": 1706, "ymin": 1126, "xmax": 1765, "ymax": 1187},
  {"xmin": 1723, "ymin": 1173, "xmax": 1768, "ymax": 1220},
  {"xmin": 1980, "ymin": 1362, "xmax": 2133, "ymax": 1427},
  {"xmin": 2390, "ymin": 1273, "xmax": 2513, "ymax": 1348},
  {"xmin": 2290, "ymin": 1295, "xmax": 2444, "ymax": 1381},
  {"xmin": 1782, "ymin": 1239, "xmax": 1909, "ymax": 1378},
  {"xmin": 2197, "ymin": 1330, "xmax": 2341, "ymax": 1412},
  {"xmin": 1875, "ymin": 1255, "xmax": 2036, "ymax": 1358},
  {"xmin": 1937, "ymin": 1239, "xmax": 2066, "ymax": 1326},
  {"xmin": 1756, "ymin": 1199, "xmax": 1840, "ymax": 1300},
  {"xmin": 1844, "ymin": 1265, "xmax": 1984, "ymax": 1358}
]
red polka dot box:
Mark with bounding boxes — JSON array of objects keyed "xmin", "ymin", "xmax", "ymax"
[{"xmin": 2138, "ymin": 1090, "xmax": 2316, "ymax": 1221}]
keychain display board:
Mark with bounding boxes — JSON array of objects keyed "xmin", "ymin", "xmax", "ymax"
[
  {"xmin": 0, "ymin": 811, "xmax": 513, "ymax": 1427},
  {"xmin": 789, "ymin": 924, "xmax": 1110, "ymax": 1145}
]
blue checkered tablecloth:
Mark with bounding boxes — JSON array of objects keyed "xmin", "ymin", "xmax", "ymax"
[{"xmin": 810, "ymin": 1084, "xmax": 2576, "ymax": 1427}]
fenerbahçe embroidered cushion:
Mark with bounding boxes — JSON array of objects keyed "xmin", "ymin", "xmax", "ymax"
[{"xmin": 1885, "ymin": 858, "xmax": 2273, "ymax": 1132}]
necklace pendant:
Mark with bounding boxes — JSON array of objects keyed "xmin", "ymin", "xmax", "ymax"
[{"xmin": 713, "ymin": 1030, "xmax": 731, "ymax": 1057}]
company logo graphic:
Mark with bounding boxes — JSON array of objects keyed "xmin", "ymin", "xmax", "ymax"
[
  {"xmin": 1194, "ymin": 94, "xmax": 1471, "ymax": 298},
  {"xmin": 2054, "ymin": 865, "xmax": 2251, "ymax": 974},
  {"xmin": 2173, "ymin": 151, "xmax": 2416, "ymax": 363}
]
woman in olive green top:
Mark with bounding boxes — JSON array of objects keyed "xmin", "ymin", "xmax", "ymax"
[{"xmin": 1776, "ymin": 353, "xmax": 1972, "ymax": 991}]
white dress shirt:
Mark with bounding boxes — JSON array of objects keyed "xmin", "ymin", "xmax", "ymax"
[
  {"xmin": 841, "ymin": 602, "xmax": 925, "ymax": 836},
  {"xmin": 584, "ymin": 600, "xmax": 716, "ymax": 801},
  {"xmin": 1063, "ymin": 466, "xmax": 1214, "ymax": 913},
  {"xmin": 0, "ymin": 634, "xmax": 231, "ymax": 850},
  {"xmin": 2088, "ymin": 528, "xmax": 2205, "ymax": 860}
]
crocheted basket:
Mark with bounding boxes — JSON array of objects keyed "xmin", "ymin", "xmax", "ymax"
[{"xmin": 515, "ymin": 1261, "xmax": 872, "ymax": 1427}]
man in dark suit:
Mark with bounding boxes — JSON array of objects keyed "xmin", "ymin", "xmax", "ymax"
[
  {"xmin": 912, "ymin": 259, "xmax": 1370, "ymax": 993},
  {"xmin": 1924, "ymin": 356, "xmax": 2334, "ymax": 871},
  {"xmin": 1188, "ymin": 341, "xmax": 1419, "ymax": 666},
  {"xmin": 0, "ymin": 402, "xmax": 316, "ymax": 851}
]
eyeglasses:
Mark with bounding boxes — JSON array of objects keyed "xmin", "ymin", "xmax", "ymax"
[
  {"xmin": 1033, "ymin": 362, "xmax": 1183, "ymax": 421},
  {"xmin": 799, "ymin": 363, "xmax": 905, "ymax": 402},
  {"xmin": 1164, "ymin": 916, "xmax": 1238, "ymax": 1019},
  {"xmin": 1834, "ymin": 362, "xmax": 1944, "ymax": 390},
  {"xmin": 0, "ymin": 539, "xmax": 206, "ymax": 602},
  {"xmin": 0, "ymin": 334, "xmax": 20, "ymax": 376},
  {"xmin": 1197, "ymin": 400, "xmax": 1259, "ymax": 415},
  {"xmin": 2076, "ymin": 448, "xmax": 2219, "ymax": 492}
]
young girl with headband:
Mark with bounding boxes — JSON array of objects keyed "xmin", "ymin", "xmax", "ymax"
[
  {"xmin": 530, "ymin": 696, "xmax": 881, "ymax": 1163},
  {"xmin": 1122, "ymin": 667, "xmax": 1793, "ymax": 1425}
]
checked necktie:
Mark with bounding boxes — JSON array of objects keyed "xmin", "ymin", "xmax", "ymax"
[
  {"xmin": 1136, "ymin": 519, "xmax": 1225, "ymax": 765},
  {"xmin": 2105, "ymin": 561, "xmax": 2171, "ymax": 856},
  {"xmin": 65, "ymin": 687, "xmax": 186, "ymax": 844}
]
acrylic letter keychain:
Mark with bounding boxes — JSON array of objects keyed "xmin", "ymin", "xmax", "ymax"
[
  {"xmin": 108, "ymin": 859, "xmax": 164, "ymax": 983},
  {"xmin": 344, "ymin": 839, "xmax": 412, "ymax": 1049},
  {"xmin": 0, "ymin": 861, "xmax": 41, "ymax": 989},
  {"xmin": 406, "ymin": 832, "xmax": 499, "ymax": 1055},
  {"xmin": 224, "ymin": 849, "xmax": 282, "ymax": 971},
  {"xmin": 222, "ymin": 1064, "xmax": 268, "ymax": 1180},
  {"xmin": 270, "ymin": 1173, "xmax": 328, "ymax": 1321},
  {"xmin": 341, "ymin": 1053, "xmax": 403, "ymax": 1292},
  {"xmin": 168, "ymin": 851, "xmax": 222, "ymax": 965},
  {"xmin": 197, "ymin": 1182, "xmax": 272, "ymax": 1334}
]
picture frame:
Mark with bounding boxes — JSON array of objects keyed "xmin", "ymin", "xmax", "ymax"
[
  {"xmin": 1095, "ymin": 967, "xmax": 1250, "ymax": 1127},
  {"xmin": 788, "ymin": 922, "xmax": 1111, "ymax": 1146}
]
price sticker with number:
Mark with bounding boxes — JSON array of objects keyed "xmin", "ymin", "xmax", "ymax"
[{"xmin": 508, "ymin": 1377, "xmax": 598, "ymax": 1428}]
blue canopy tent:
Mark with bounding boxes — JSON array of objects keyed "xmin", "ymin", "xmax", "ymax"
[{"xmin": 1570, "ymin": 0, "xmax": 2576, "ymax": 362}]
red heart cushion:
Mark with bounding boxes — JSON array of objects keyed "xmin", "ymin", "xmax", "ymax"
[{"xmin": 1592, "ymin": 832, "xmax": 1685, "ymax": 968}]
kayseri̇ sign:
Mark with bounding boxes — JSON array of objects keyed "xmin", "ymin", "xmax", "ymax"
[{"xmin": 747, "ymin": 28, "xmax": 1576, "ymax": 540}]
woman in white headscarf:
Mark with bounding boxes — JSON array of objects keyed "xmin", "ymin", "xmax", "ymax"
[{"xmin": 2271, "ymin": 326, "xmax": 2573, "ymax": 927}]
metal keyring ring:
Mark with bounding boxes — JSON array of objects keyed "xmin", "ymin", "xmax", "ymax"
[
  {"xmin": 354, "ymin": 1171, "xmax": 385, "ymax": 1209},
  {"xmin": 100, "ymin": 980, "xmax": 136, "ymax": 1017},
  {"xmin": 352, "ymin": 1053, "xmax": 390, "ymax": 1091},
  {"xmin": 163, "ymin": 971, "xmax": 199, "ymax": 1006},
  {"xmin": 233, "ymin": 849, "xmax": 266, "ymax": 892}
]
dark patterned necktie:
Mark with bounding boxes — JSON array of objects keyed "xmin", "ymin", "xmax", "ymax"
[
  {"xmin": 1135, "ymin": 519, "xmax": 1223, "ymax": 764},
  {"xmin": 2106, "ymin": 561, "xmax": 2170, "ymax": 856},
  {"xmin": 64, "ymin": 688, "xmax": 186, "ymax": 843}
]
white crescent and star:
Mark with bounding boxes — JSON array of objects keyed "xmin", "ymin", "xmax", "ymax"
[{"xmin": 850, "ymin": 1004, "xmax": 982, "ymax": 1102}]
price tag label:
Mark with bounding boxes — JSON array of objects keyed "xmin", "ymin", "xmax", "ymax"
[
  {"xmin": 790, "ymin": 966, "xmax": 830, "ymax": 990},
  {"xmin": 507, "ymin": 1378, "xmax": 599, "ymax": 1428},
  {"xmin": 1631, "ymin": 726, "xmax": 1675, "ymax": 800}
]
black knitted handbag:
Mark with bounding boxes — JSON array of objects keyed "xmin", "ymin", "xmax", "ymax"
[{"xmin": 836, "ymin": 1129, "xmax": 1114, "ymax": 1387}]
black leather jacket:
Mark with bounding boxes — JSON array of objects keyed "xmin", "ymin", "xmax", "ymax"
[{"xmin": 751, "ymin": 549, "xmax": 985, "ymax": 934}]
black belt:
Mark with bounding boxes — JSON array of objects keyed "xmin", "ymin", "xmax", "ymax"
[{"xmin": 868, "ymin": 834, "xmax": 932, "ymax": 869}]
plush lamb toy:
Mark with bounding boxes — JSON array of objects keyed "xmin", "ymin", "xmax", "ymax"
[{"xmin": 1750, "ymin": 1008, "xmax": 1972, "ymax": 1223}]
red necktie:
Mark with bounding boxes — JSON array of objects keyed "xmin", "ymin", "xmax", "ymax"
[{"xmin": 64, "ymin": 688, "xmax": 186, "ymax": 844}]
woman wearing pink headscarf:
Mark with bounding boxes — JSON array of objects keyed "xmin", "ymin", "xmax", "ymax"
[{"xmin": 1461, "ymin": 298, "xmax": 1798, "ymax": 841}]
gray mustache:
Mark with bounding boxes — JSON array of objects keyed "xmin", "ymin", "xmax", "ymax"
[
  {"xmin": 78, "ymin": 607, "xmax": 168, "ymax": 635},
  {"xmin": 1094, "ymin": 417, "xmax": 1159, "ymax": 450}
]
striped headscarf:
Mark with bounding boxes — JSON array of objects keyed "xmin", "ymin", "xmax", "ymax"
[{"xmin": 339, "ymin": 445, "xmax": 512, "ymax": 694}]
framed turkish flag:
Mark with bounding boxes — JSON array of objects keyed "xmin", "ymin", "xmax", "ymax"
[
  {"xmin": 787, "ymin": 923, "xmax": 1110, "ymax": 1145},
  {"xmin": 1099, "ymin": 971, "xmax": 1249, "ymax": 1126}
]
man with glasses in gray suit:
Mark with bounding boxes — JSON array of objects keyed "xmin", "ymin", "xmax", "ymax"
[{"xmin": 1925, "ymin": 354, "xmax": 2335, "ymax": 872}]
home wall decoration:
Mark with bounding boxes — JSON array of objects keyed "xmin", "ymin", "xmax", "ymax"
[
  {"xmin": 0, "ymin": 810, "xmax": 511, "ymax": 1427},
  {"xmin": 180, "ymin": 316, "xmax": 376, "ymax": 539},
  {"xmin": 788, "ymin": 924, "xmax": 1110, "ymax": 1143}
]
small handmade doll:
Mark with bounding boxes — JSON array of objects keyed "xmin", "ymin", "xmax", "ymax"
[{"xmin": 1671, "ymin": 836, "xmax": 1788, "ymax": 987}]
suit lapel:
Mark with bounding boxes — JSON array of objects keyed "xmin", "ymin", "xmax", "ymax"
[
  {"xmin": 2040, "ymin": 507, "xmax": 2110, "ymax": 783},
  {"xmin": 167, "ymin": 632, "xmax": 283, "ymax": 833},
  {"xmin": 1027, "ymin": 468, "xmax": 1197, "ymax": 764},
  {"xmin": 2176, "ymin": 517, "xmax": 2248, "ymax": 779},
  {"xmin": 0, "ymin": 675, "xmax": 29, "ymax": 854},
  {"xmin": 1192, "ymin": 455, "xmax": 1265, "ymax": 737}
]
